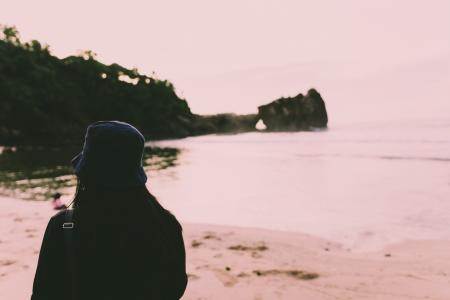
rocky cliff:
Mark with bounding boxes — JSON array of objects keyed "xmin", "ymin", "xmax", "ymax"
[
  {"xmin": 257, "ymin": 89, "xmax": 328, "ymax": 131},
  {"xmin": 0, "ymin": 25, "xmax": 328, "ymax": 146}
]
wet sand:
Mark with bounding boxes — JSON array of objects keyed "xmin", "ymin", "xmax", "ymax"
[{"xmin": 1, "ymin": 195, "xmax": 450, "ymax": 299}]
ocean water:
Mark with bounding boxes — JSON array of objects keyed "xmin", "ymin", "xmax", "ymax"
[{"xmin": 150, "ymin": 119, "xmax": 450, "ymax": 251}]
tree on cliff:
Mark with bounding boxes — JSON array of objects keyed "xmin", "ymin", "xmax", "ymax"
[{"xmin": 0, "ymin": 25, "xmax": 193, "ymax": 145}]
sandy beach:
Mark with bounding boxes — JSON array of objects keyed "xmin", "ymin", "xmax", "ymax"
[{"xmin": 1, "ymin": 195, "xmax": 450, "ymax": 300}]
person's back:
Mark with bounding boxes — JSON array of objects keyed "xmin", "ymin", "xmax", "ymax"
[{"xmin": 31, "ymin": 121, "xmax": 187, "ymax": 300}]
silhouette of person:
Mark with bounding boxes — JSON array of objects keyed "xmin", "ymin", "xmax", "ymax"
[
  {"xmin": 31, "ymin": 121, "xmax": 187, "ymax": 300},
  {"xmin": 51, "ymin": 192, "xmax": 67, "ymax": 210}
]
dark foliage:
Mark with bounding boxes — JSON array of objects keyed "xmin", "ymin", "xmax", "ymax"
[{"xmin": 0, "ymin": 25, "xmax": 194, "ymax": 145}]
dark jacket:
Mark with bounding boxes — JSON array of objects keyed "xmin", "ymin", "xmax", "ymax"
[{"xmin": 31, "ymin": 207, "xmax": 187, "ymax": 300}]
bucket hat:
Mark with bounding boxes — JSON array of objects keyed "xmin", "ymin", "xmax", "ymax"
[{"xmin": 71, "ymin": 121, "xmax": 147, "ymax": 187}]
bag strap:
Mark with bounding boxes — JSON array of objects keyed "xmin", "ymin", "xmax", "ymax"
[{"xmin": 63, "ymin": 209, "xmax": 77, "ymax": 300}]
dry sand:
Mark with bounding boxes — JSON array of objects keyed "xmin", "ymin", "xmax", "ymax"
[{"xmin": 1, "ymin": 195, "xmax": 450, "ymax": 300}]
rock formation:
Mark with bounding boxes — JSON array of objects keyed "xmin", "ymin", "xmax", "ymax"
[{"xmin": 257, "ymin": 89, "xmax": 328, "ymax": 131}]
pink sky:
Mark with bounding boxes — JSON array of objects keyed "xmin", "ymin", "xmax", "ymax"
[{"xmin": 1, "ymin": 0, "xmax": 449, "ymax": 123}]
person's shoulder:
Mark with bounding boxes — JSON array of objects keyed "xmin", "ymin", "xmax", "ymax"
[
  {"xmin": 48, "ymin": 209, "xmax": 71, "ymax": 228},
  {"xmin": 41, "ymin": 209, "xmax": 72, "ymax": 237},
  {"xmin": 51, "ymin": 209, "xmax": 67, "ymax": 220},
  {"xmin": 163, "ymin": 210, "xmax": 183, "ymax": 232}
]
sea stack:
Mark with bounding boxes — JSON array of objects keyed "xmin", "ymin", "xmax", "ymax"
[{"xmin": 257, "ymin": 89, "xmax": 328, "ymax": 131}]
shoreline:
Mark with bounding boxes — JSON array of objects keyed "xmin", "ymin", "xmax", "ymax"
[{"xmin": 1, "ymin": 196, "xmax": 450, "ymax": 299}]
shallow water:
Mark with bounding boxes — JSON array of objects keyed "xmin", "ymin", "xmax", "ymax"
[
  {"xmin": 150, "ymin": 119, "xmax": 450, "ymax": 251},
  {"xmin": 0, "ymin": 146, "xmax": 179, "ymax": 200},
  {"xmin": 1, "ymin": 119, "xmax": 449, "ymax": 251}
]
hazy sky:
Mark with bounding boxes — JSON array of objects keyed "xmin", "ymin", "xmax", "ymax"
[{"xmin": 1, "ymin": 0, "xmax": 449, "ymax": 123}]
